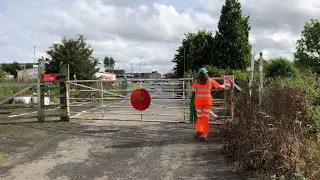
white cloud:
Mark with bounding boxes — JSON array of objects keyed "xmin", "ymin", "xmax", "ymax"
[{"xmin": 0, "ymin": 0, "xmax": 319, "ymax": 73}]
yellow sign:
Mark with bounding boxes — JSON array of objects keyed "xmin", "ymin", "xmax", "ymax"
[{"xmin": 39, "ymin": 58, "xmax": 44, "ymax": 65}]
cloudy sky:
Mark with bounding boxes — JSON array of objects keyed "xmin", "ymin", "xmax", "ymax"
[{"xmin": 0, "ymin": 0, "xmax": 319, "ymax": 74}]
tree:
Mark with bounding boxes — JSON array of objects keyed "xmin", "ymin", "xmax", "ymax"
[
  {"xmin": 104, "ymin": 57, "xmax": 115, "ymax": 72},
  {"xmin": 25, "ymin": 63, "xmax": 34, "ymax": 69},
  {"xmin": 1, "ymin": 61, "xmax": 23, "ymax": 78},
  {"xmin": 172, "ymin": 31, "xmax": 216, "ymax": 78},
  {"xmin": 214, "ymin": 0, "xmax": 251, "ymax": 70},
  {"xmin": 266, "ymin": 57, "xmax": 300, "ymax": 78},
  {"xmin": 188, "ymin": 30, "xmax": 216, "ymax": 71},
  {"xmin": 294, "ymin": 19, "xmax": 320, "ymax": 73},
  {"xmin": 172, "ymin": 32, "xmax": 193, "ymax": 78},
  {"xmin": 45, "ymin": 35, "xmax": 99, "ymax": 80}
]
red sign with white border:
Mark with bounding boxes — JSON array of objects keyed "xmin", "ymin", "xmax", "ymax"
[{"xmin": 43, "ymin": 74, "xmax": 57, "ymax": 82}]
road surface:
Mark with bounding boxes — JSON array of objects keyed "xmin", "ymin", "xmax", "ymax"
[{"xmin": 0, "ymin": 120, "xmax": 243, "ymax": 180}]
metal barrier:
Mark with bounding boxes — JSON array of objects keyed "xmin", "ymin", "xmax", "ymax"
[{"xmin": 67, "ymin": 77, "xmax": 234, "ymax": 124}]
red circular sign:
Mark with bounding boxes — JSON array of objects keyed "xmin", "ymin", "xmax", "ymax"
[{"xmin": 130, "ymin": 89, "xmax": 151, "ymax": 111}]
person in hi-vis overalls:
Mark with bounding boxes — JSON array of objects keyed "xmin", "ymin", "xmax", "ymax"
[{"xmin": 192, "ymin": 68, "xmax": 227, "ymax": 141}]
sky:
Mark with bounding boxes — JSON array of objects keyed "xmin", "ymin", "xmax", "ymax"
[{"xmin": 0, "ymin": 0, "xmax": 319, "ymax": 74}]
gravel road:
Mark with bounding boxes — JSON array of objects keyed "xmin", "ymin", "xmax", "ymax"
[{"xmin": 0, "ymin": 120, "xmax": 243, "ymax": 180}]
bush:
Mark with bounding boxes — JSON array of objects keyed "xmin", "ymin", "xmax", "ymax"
[
  {"xmin": 223, "ymin": 76, "xmax": 320, "ymax": 179},
  {"xmin": 266, "ymin": 57, "xmax": 301, "ymax": 79}
]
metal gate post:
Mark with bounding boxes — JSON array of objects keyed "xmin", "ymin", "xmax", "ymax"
[
  {"xmin": 182, "ymin": 80, "xmax": 185, "ymax": 105},
  {"xmin": 100, "ymin": 80, "xmax": 104, "ymax": 118}
]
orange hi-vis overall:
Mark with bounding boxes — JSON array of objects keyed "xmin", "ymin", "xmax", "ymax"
[{"xmin": 192, "ymin": 78, "xmax": 221, "ymax": 138}]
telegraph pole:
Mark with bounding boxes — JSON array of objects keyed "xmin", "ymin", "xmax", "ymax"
[
  {"xmin": 139, "ymin": 57, "xmax": 143, "ymax": 79},
  {"xmin": 34, "ymin": 46, "xmax": 36, "ymax": 64},
  {"xmin": 184, "ymin": 47, "xmax": 186, "ymax": 77}
]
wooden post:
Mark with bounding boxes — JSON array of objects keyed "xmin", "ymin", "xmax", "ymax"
[
  {"xmin": 38, "ymin": 58, "xmax": 45, "ymax": 122},
  {"xmin": 59, "ymin": 64, "xmax": 69, "ymax": 121}
]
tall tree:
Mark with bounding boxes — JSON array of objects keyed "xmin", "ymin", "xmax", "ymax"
[
  {"xmin": 1, "ymin": 61, "xmax": 23, "ymax": 78},
  {"xmin": 45, "ymin": 35, "xmax": 99, "ymax": 80},
  {"xmin": 214, "ymin": 0, "xmax": 251, "ymax": 70},
  {"xmin": 172, "ymin": 31, "xmax": 216, "ymax": 78},
  {"xmin": 294, "ymin": 19, "xmax": 320, "ymax": 73},
  {"xmin": 104, "ymin": 56, "xmax": 115, "ymax": 72},
  {"xmin": 188, "ymin": 30, "xmax": 216, "ymax": 71},
  {"xmin": 172, "ymin": 33, "xmax": 193, "ymax": 78}
]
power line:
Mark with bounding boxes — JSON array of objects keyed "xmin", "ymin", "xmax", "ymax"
[{"xmin": 20, "ymin": 0, "xmax": 59, "ymax": 24}]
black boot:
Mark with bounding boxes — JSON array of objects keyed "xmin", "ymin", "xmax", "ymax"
[
  {"xmin": 200, "ymin": 137, "xmax": 207, "ymax": 141},
  {"xmin": 194, "ymin": 132, "xmax": 202, "ymax": 140}
]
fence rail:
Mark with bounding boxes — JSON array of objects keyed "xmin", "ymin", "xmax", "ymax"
[{"xmin": 67, "ymin": 77, "xmax": 234, "ymax": 124}]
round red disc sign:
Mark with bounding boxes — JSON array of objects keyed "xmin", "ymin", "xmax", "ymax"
[{"xmin": 130, "ymin": 89, "xmax": 151, "ymax": 111}]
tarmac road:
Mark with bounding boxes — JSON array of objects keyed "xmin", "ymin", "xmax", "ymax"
[{"xmin": 0, "ymin": 120, "xmax": 244, "ymax": 180}]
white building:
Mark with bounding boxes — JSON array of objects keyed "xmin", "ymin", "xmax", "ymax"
[{"xmin": 94, "ymin": 72, "xmax": 116, "ymax": 81}]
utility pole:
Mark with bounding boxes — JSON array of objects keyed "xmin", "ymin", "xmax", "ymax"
[
  {"xmin": 184, "ymin": 47, "xmax": 186, "ymax": 77},
  {"xmin": 259, "ymin": 52, "xmax": 263, "ymax": 108},
  {"xmin": 34, "ymin": 46, "xmax": 36, "ymax": 65},
  {"xmin": 139, "ymin": 57, "xmax": 143, "ymax": 79},
  {"xmin": 131, "ymin": 63, "xmax": 133, "ymax": 78}
]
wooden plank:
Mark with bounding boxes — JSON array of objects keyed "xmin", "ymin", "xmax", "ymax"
[
  {"xmin": 0, "ymin": 115, "xmax": 38, "ymax": 121},
  {"xmin": 0, "ymin": 83, "xmax": 37, "ymax": 87},
  {"xmin": 0, "ymin": 104, "xmax": 37, "ymax": 107},
  {"xmin": 44, "ymin": 104, "xmax": 60, "ymax": 108},
  {"xmin": 43, "ymin": 114, "xmax": 61, "ymax": 117},
  {"xmin": 0, "ymin": 108, "xmax": 37, "ymax": 112},
  {"xmin": 0, "ymin": 85, "xmax": 35, "ymax": 105},
  {"xmin": 234, "ymin": 83, "xmax": 242, "ymax": 91}
]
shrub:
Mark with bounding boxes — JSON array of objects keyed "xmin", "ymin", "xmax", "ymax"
[
  {"xmin": 223, "ymin": 76, "xmax": 320, "ymax": 179},
  {"xmin": 266, "ymin": 57, "xmax": 301, "ymax": 79}
]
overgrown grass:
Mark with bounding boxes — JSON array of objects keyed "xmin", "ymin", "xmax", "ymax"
[{"xmin": 223, "ymin": 76, "xmax": 320, "ymax": 179}]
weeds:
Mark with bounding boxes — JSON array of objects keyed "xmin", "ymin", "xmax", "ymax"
[{"xmin": 223, "ymin": 77, "xmax": 320, "ymax": 179}]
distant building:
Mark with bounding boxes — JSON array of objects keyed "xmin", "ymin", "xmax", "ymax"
[
  {"xmin": 163, "ymin": 73, "xmax": 174, "ymax": 79},
  {"xmin": 149, "ymin": 71, "xmax": 161, "ymax": 79},
  {"xmin": 132, "ymin": 71, "xmax": 161, "ymax": 79},
  {"xmin": 94, "ymin": 72, "xmax": 116, "ymax": 81}
]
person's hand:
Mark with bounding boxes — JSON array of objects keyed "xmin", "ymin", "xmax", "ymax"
[{"xmin": 219, "ymin": 85, "xmax": 226, "ymax": 89}]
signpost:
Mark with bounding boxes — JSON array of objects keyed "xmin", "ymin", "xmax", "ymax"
[{"xmin": 43, "ymin": 74, "xmax": 57, "ymax": 82}]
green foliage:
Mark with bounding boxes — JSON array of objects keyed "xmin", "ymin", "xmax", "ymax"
[
  {"xmin": 172, "ymin": 31, "xmax": 215, "ymax": 78},
  {"xmin": 204, "ymin": 65, "xmax": 248, "ymax": 82},
  {"xmin": 188, "ymin": 30, "xmax": 215, "ymax": 71},
  {"xmin": 294, "ymin": 19, "xmax": 320, "ymax": 73},
  {"xmin": 214, "ymin": 0, "xmax": 251, "ymax": 70},
  {"xmin": 266, "ymin": 57, "xmax": 301, "ymax": 78},
  {"xmin": 204, "ymin": 65, "xmax": 225, "ymax": 77},
  {"xmin": 103, "ymin": 56, "xmax": 115, "ymax": 72},
  {"xmin": 172, "ymin": 0, "xmax": 251, "ymax": 77},
  {"xmin": 1, "ymin": 61, "xmax": 23, "ymax": 78},
  {"xmin": 231, "ymin": 69, "xmax": 248, "ymax": 81},
  {"xmin": 25, "ymin": 63, "xmax": 34, "ymax": 69},
  {"xmin": 45, "ymin": 35, "xmax": 99, "ymax": 80}
]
